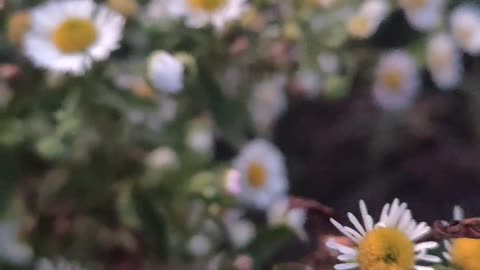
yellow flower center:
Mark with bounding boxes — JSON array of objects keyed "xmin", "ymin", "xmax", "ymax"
[
  {"xmin": 381, "ymin": 70, "xmax": 404, "ymax": 93},
  {"xmin": 347, "ymin": 15, "xmax": 371, "ymax": 39},
  {"xmin": 7, "ymin": 11, "xmax": 31, "ymax": 46},
  {"xmin": 247, "ymin": 162, "xmax": 267, "ymax": 189},
  {"xmin": 357, "ymin": 228, "xmax": 415, "ymax": 270},
  {"xmin": 188, "ymin": 0, "xmax": 226, "ymax": 12},
  {"xmin": 400, "ymin": 0, "xmax": 427, "ymax": 10},
  {"xmin": 52, "ymin": 18, "xmax": 97, "ymax": 54},
  {"xmin": 451, "ymin": 239, "xmax": 480, "ymax": 270}
]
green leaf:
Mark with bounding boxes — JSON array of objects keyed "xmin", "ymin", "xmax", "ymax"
[
  {"xmin": 132, "ymin": 185, "xmax": 170, "ymax": 261},
  {"xmin": 245, "ymin": 227, "xmax": 295, "ymax": 266}
]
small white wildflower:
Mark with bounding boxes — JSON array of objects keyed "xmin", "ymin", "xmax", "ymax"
[{"xmin": 148, "ymin": 51, "xmax": 184, "ymax": 94}]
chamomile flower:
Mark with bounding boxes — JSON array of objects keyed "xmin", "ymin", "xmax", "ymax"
[
  {"xmin": 166, "ymin": 0, "xmax": 247, "ymax": 30},
  {"xmin": 147, "ymin": 51, "xmax": 184, "ymax": 94},
  {"xmin": 23, "ymin": 0, "xmax": 125, "ymax": 75},
  {"xmin": 268, "ymin": 198, "xmax": 307, "ymax": 241},
  {"xmin": 373, "ymin": 50, "xmax": 420, "ymax": 111},
  {"xmin": 36, "ymin": 258, "xmax": 86, "ymax": 270},
  {"xmin": 443, "ymin": 206, "xmax": 480, "ymax": 270},
  {"xmin": 426, "ymin": 33, "xmax": 462, "ymax": 90},
  {"xmin": 232, "ymin": 139, "xmax": 288, "ymax": 210},
  {"xmin": 346, "ymin": 0, "xmax": 391, "ymax": 39},
  {"xmin": 327, "ymin": 199, "xmax": 441, "ymax": 270},
  {"xmin": 398, "ymin": 0, "xmax": 445, "ymax": 31},
  {"xmin": 450, "ymin": 4, "xmax": 480, "ymax": 55},
  {"xmin": 248, "ymin": 75, "xmax": 287, "ymax": 134}
]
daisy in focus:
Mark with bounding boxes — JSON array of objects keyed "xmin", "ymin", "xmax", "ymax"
[
  {"xmin": 327, "ymin": 199, "xmax": 441, "ymax": 270},
  {"xmin": 166, "ymin": 0, "xmax": 248, "ymax": 30},
  {"xmin": 232, "ymin": 139, "xmax": 288, "ymax": 210},
  {"xmin": 398, "ymin": 0, "xmax": 445, "ymax": 31},
  {"xmin": 426, "ymin": 33, "xmax": 463, "ymax": 90},
  {"xmin": 373, "ymin": 50, "xmax": 419, "ymax": 111},
  {"xmin": 450, "ymin": 4, "xmax": 480, "ymax": 55},
  {"xmin": 443, "ymin": 206, "xmax": 480, "ymax": 270},
  {"xmin": 346, "ymin": 0, "xmax": 391, "ymax": 40},
  {"xmin": 23, "ymin": 0, "xmax": 125, "ymax": 75},
  {"xmin": 36, "ymin": 258, "xmax": 86, "ymax": 270}
]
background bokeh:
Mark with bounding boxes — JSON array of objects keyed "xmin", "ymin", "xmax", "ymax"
[{"xmin": 1, "ymin": 0, "xmax": 480, "ymax": 269}]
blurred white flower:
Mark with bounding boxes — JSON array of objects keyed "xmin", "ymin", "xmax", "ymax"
[
  {"xmin": 188, "ymin": 234, "xmax": 212, "ymax": 257},
  {"xmin": 292, "ymin": 69, "xmax": 323, "ymax": 99},
  {"xmin": 232, "ymin": 139, "xmax": 288, "ymax": 209},
  {"xmin": 36, "ymin": 258, "xmax": 86, "ymax": 270},
  {"xmin": 373, "ymin": 50, "xmax": 420, "ymax": 111},
  {"xmin": 317, "ymin": 53, "xmax": 339, "ymax": 75},
  {"xmin": 346, "ymin": 0, "xmax": 390, "ymax": 39},
  {"xmin": 248, "ymin": 75, "xmax": 287, "ymax": 134},
  {"xmin": 23, "ymin": 0, "xmax": 125, "ymax": 75},
  {"xmin": 148, "ymin": 51, "xmax": 184, "ymax": 94},
  {"xmin": 233, "ymin": 255, "xmax": 254, "ymax": 270},
  {"xmin": 450, "ymin": 4, "xmax": 480, "ymax": 55},
  {"xmin": 398, "ymin": 0, "xmax": 445, "ymax": 31},
  {"xmin": 267, "ymin": 198, "xmax": 307, "ymax": 241},
  {"xmin": 127, "ymin": 96, "xmax": 178, "ymax": 131},
  {"xmin": 426, "ymin": 33, "xmax": 463, "ymax": 90},
  {"xmin": 166, "ymin": 0, "xmax": 248, "ymax": 30},
  {"xmin": 224, "ymin": 211, "xmax": 256, "ymax": 248},
  {"xmin": 0, "ymin": 221, "xmax": 32, "ymax": 266},
  {"xmin": 144, "ymin": 146, "xmax": 179, "ymax": 170},
  {"xmin": 142, "ymin": 0, "xmax": 176, "ymax": 24},
  {"xmin": 186, "ymin": 116, "xmax": 214, "ymax": 155}
]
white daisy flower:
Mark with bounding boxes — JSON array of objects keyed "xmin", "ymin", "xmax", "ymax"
[
  {"xmin": 232, "ymin": 139, "xmax": 288, "ymax": 210},
  {"xmin": 373, "ymin": 50, "xmax": 420, "ymax": 111},
  {"xmin": 166, "ymin": 0, "xmax": 247, "ymax": 30},
  {"xmin": 36, "ymin": 258, "xmax": 86, "ymax": 270},
  {"xmin": 346, "ymin": 0, "xmax": 391, "ymax": 39},
  {"xmin": 0, "ymin": 221, "xmax": 32, "ymax": 266},
  {"xmin": 398, "ymin": 0, "xmax": 445, "ymax": 31},
  {"xmin": 23, "ymin": 0, "xmax": 125, "ymax": 75},
  {"xmin": 426, "ymin": 33, "xmax": 463, "ymax": 90},
  {"xmin": 450, "ymin": 4, "xmax": 480, "ymax": 55},
  {"xmin": 267, "ymin": 198, "xmax": 307, "ymax": 241},
  {"xmin": 248, "ymin": 75, "xmax": 287, "ymax": 134},
  {"xmin": 443, "ymin": 206, "xmax": 480, "ymax": 270},
  {"xmin": 147, "ymin": 51, "xmax": 184, "ymax": 94},
  {"xmin": 327, "ymin": 199, "xmax": 441, "ymax": 270}
]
